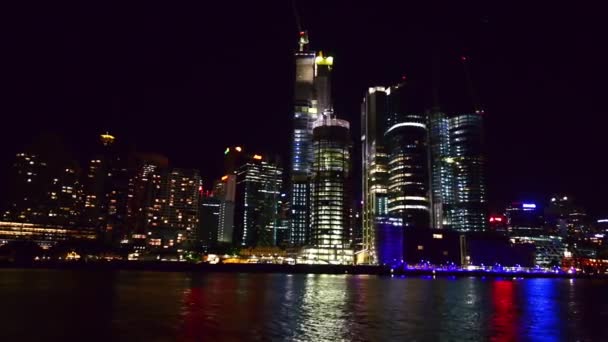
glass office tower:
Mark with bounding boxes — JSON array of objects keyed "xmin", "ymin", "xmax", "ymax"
[
  {"xmin": 428, "ymin": 111, "xmax": 487, "ymax": 232},
  {"xmin": 383, "ymin": 82, "xmax": 431, "ymax": 229},
  {"xmin": 309, "ymin": 114, "xmax": 352, "ymax": 263},
  {"xmin": 290, "ymin": 31, "xmax": 317, "ymax": 245},
  {"xmin": 235, "ymin": 155, "xmax": 283, "ymax": 247},
  {"xmin": 385, "ymin": 112, "xmax": 431, "ymax": 228},
  {"xmin": 428, "ymin": 110, "xmax": 453, "ymax": 229},
  {"xmin": 361, "ymin": 86, "xmax": 389, "ymax": 263},
  {"xmin": 290, "ymin": 32, "xmax": 334, "ymax": 246},
  {"xmin": 447, "ymin": 113, "xmax": 486, "ymax": 231}
]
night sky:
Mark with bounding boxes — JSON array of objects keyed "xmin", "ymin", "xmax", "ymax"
[{"xmin": 3, "ymin": 2, "xmax": 608, "ymax": 216}]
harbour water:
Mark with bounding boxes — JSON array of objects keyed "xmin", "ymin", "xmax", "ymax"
[{"xmin": 0, "ymin": 269, "xmax": 606, "ymax": 341}]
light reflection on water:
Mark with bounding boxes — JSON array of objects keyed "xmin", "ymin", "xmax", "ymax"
[{"xmin": 0, "ymin": 269, "xmax": 607, "ymax": 341}]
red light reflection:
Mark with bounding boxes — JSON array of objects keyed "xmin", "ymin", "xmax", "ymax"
[{"xmin": 490, "ymin": 280, "xmax": 518, "ymax": 341}]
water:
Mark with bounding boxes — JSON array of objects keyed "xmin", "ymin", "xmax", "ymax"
[{"xmin": 0, "ymin": 270, "xmax": 607, "ymax": 341}]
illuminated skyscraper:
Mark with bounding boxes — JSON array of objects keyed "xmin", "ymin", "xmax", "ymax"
[
  {"xmin": 213, "ymin": 146, "xmax": 246, "ymax": 245},
  {"xmin": 275, "ymin": 193, "xmax": 291, "ymax": 246},
  {"xmin": 428, "ymin": 54, "xmax": 488, "ymax": 232},
  {"xmin": 291, "ymin": 31, "xmax": 316, "ymax": 246},
  {"xmin": 361, "ymin": 86, "xmax": 389, "ymax": 263},
  {"xmin": 308, "ymin": 113, "xmax": 353, "ymax": 263},
  {"xmin": 198, "ymin": 192, "xmax": 221, "ymax": 249},
  {"xmin": 126, "ymin": 152, "xmax": 169, "ymax": 248},
  {"xmin": 234, "ymin": 154, "xmax": 282, "ymax": 247},
  {"xmin": 362, "ymin": 81, "xmax": 431, "ymax": 264},
  {"xmin": 384, "ymin": 82, "xmax": 431, "ymax": 229},
  {"xmin": 1, "ymin": 135, "xmax": 89, "ymax": 246},
  {"xmin": 147, "ymin": 168, "xmax": 201, "ymax": 249},
  {"xmin": 82, "ymin": 132, "xmax": 131, "ymax": 244},
  {"xmin": 428, "ymin": 110, "xmax": 452, "ymax": 228},
  {"xmin": 446, "ymin": 113, "xmax": 486, "ymax": 231},
  {"xmin": 429, "ymin": 112, "xmax": 487, "ymax": 231},
  {"xmin": 314, "ymin": 52, "xmax": 333, "ymax": 115},
  {"xmin": 3, "ymin": 151, "xmax": 82, "ymax": 227},
  {"xmin": 290, "ymin": 31, "xmax": 333, "ymax": 245},
  {"xmin": 545, "ymin": 195, "xmax": 589, "ymax": 238},
  {"xmin": 215, "ymin": 175, "xmax": 236, "ymax": 244}
]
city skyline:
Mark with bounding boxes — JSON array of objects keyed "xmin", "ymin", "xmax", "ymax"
[
  {"xmin": 3, "ymin": 2, "xmax": 608, "ymax": 216},
  {"xmin": 3, "ymin": 3, "xmax": 608, "ymax": 341}
]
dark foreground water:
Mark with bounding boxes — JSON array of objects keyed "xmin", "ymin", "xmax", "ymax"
[{"xmin": 1, "ymin": 270, "xmax": 607, "ymax": 341}]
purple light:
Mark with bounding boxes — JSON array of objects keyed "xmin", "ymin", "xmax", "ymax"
[{"xmin": 522, "ymin": 203, "xmax": 536, "ymax": 209}]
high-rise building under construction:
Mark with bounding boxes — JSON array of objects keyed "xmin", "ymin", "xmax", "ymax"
[{"xmin": 290, "ymin": 31, "xmax": 334, "ymax": 246}]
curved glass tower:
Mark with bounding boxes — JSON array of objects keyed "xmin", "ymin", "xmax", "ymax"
[
  {"xmin": 385, "ymin": 111, "xmax": 431, "ymax": 228},
  {"xmin": 309, "ymin": 114, "xmax": 352, "ymax": 263}
]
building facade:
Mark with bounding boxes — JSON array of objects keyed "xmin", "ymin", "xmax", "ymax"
[
  {"xmin": 385, "ymin": 84, "xmax": 431, "ymax": 229},
  {"xmin": 428, "ymin": 110, "xmax": 452, "ymax": 229},
  {"xmin": 146, "ymin": 168, "xmax": 201, "ymax": 250},
  {"xmin": 362, "ymin": 81, "xmax": 432, "ymax": 264},
  {"xmin": 82, "ymin": 133, "xmax": 131, "ymax": 244},
  {"xmin": 448, "ymin": 114, "xmax": 486, "ymax": 231},
  {"xmin": 126, "ymin": 152, "xmax": 169, "ymax": 248},
  {"xmin": 361, "ymin": 86, "xmax": 389, "ymax": 263},
  {"xmin": 308, "ymin": 114, "xmax": 353, "ymax": 263},
  {"xmin": 290, "ymin": 32, "xmax": 333, "ymax": 246},
  {"xmin": 198, "ymin": 193, "xmax": 221, "ymax": 250},
  {"xmin": 234, "ymin": 155, "xmax": 283, "ymax": 247},
  {"xmin": 216, "ymin": 175, "xmax": 236, "ymax": 244},
  {"xmin": 429, "ymin": 113, "xmax": 487, "ymax": 232}
]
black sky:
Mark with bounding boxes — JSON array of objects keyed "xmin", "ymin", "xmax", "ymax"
[{"xmin": 3, "ymin": 2, "xmax": 608, "ymax": 216}]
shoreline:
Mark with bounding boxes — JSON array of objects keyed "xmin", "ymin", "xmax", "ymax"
[{"xmin": 0, "ymin": 261, "xmax": 606, "ymax": 279}]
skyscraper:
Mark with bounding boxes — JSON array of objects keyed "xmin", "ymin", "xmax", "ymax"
[
  {"xmin": 290, "ymin": 31, "xmax": 333, "ymax": 246},
  {"xmin": 275, "ymin": 193, "xmax": 291, "ymax": 246},
  {"xmin": 147, "ymin": 168, "xmax": 201, "ymax": 249},
  {"xmin": 428, "ymin": 110, "xmax": 452, "ymax": 229},
  {"xmin": 198, "ymin": 192, "xmax": 221, "ymax": 250},
  {"xmin": 126, "ymin": 152, "xmax": 169, "ymax": 248},
  {"xmin": 234, "ymin": 154, "xmax": 283, "ymax": 247},
  {"xmin": 291, "ymin": 31, "xmax": 316, "ymax": 246},
  {"xmin": 3, "ymin": 133, "xmax": 85, "ymax": 228},
  {"xmin": 446, "ymin": 113, "xmax": 486, "ymax": 231},
  {"xmin": 213, "ymin": 146, "xmax": 246, "ymax": 245},
  {"xmin": 545, "ymin": 195, "xmax": 589, "ymax": 238},
  {"xmin": 428, "ymin": 111, "xmax": 486, "ymax": 232},
  {"xmin": 82, "ymin": 133, "xmax": 130, "ymax": 244},
  {"xmin": 362, "ymin": 81, "xmax": 431, "ymax": 264},
  {"xmin": 361, "ymin": 86, "xmax": 389, "ymax": 263},
  {"xmin": 3, "ymin": 152, "xmax": 82, "ymax": 227},
  {"xmin": 308, "ymin": 113, "xmax": 353, "ymax": 264},
  {"xmin": 215, "ymin": 175, "xmax": 236, "ymax": 244},
  {"xmin": 385, "ymin": 83, "xmax": 431, "ymax": 229}
]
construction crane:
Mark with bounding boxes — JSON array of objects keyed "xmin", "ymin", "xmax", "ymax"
[{"xmin": 460, "ymin": 55, "xmax": 485, "ymax": 114}]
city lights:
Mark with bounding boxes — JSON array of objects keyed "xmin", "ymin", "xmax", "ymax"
[{"xmin": 0, "ymin": 7, "xmax": 605, "ymax": 286}]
